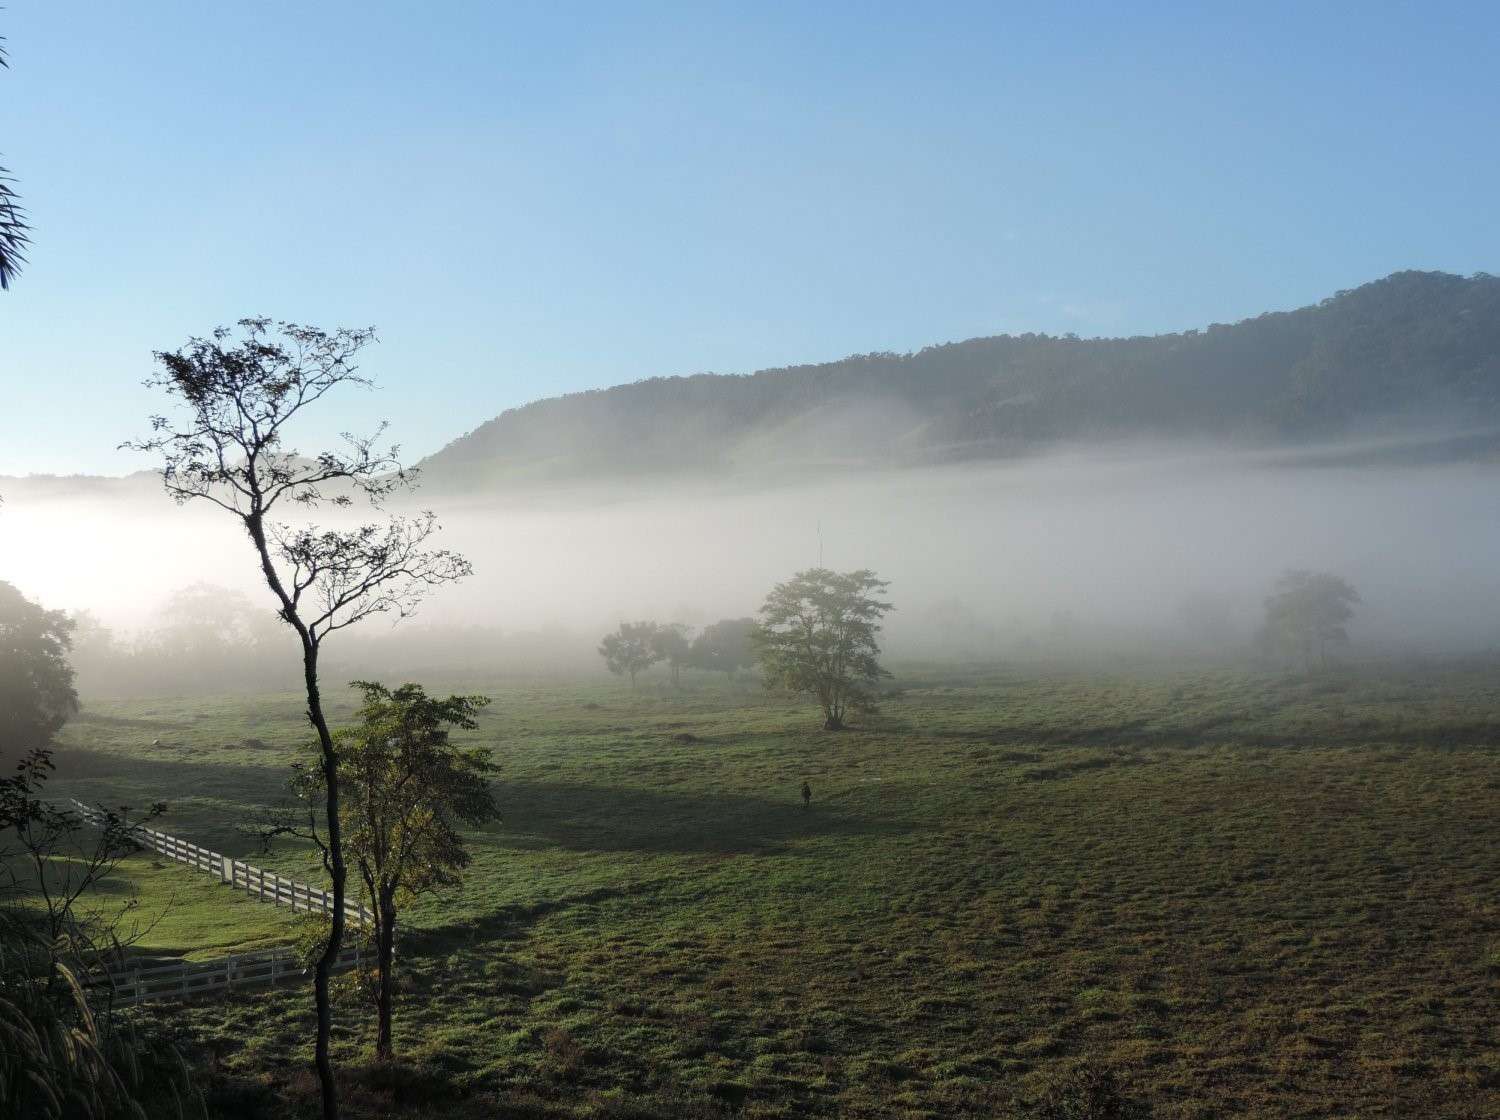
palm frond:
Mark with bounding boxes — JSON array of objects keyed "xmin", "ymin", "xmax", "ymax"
[{"xmin": 0, "ymin": 164, "xmax": 27, "ymax": 290}]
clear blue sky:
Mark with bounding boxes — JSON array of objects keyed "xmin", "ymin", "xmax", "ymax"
[{"xmin": 2, "ymin": 1, "xmax": 1497, "ymax": 475}]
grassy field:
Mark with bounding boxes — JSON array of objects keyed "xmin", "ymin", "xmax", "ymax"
[{"xmin": 46, "ymin": 662, "xmax": 1500, "ymax": 1118}]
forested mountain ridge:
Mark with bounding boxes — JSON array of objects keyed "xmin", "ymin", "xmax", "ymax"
[{"xmin": 419, "ymin": 271, "xmax": 1500, "ymax": 486}]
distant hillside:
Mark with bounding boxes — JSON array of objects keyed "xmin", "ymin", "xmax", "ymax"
[{"xmin": 419, "ymin": 271, "xmax": 1500, "ymax": 487}]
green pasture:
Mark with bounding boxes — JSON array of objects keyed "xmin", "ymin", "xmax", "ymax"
[{"xmin": 42, "ymin": 663, "xmax": 1500, "ymax": 1118}]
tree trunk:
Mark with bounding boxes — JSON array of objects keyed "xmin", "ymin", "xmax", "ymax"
[
  {"xmin": 305, "ymin": 647, "xmax": 346, "ymax": 1120},
  {"xmin": 247, "ymin": 513, "xmax": 344, "ymax": 1120},
  {"xmin": 375, "ymin": 889, "xmax": 396, "ymax": 1061}
]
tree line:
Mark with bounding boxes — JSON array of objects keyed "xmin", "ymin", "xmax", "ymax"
[
  {"xmin": 599, "ymin": 569, "xmax": 896, "ymax": 731},
  {"xmin": 597, "ymin": 617, "xmax": 758, "ymax": 687}
]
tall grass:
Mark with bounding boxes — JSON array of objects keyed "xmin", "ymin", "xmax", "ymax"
[{"xmin": 0, "ymin": 922, "xmax": 202, "ymax": 1119}]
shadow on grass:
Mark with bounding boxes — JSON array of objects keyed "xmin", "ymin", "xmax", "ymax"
[
  {"xmin": 47, "ymin": 749, "xmax": 289, "ymax": 812},
  {"xmin": 71, "ymin": 711, "xmax": 199, "ymax": 731},
  {"xmin": 934, "ymin": 714, "xmax": 1500, "ymax": 750},
  {"xmin": 405, "ymin": 877, "xmax": 680, "ymax": 953},
  {"xmin": 45, "ymin": 752, "xmax": 912, "ymax": 860},
  {"xmin": 485, "ymin": 780, "xmax": 909, "ymax": 857}
]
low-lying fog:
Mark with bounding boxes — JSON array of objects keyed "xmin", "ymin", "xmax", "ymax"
[{"xmin": 4, "ymin": 445, "xmax": 1500, "ymax": 684}]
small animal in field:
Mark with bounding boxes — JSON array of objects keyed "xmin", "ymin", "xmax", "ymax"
[{"xmin": 801, "ymin": 781, "xmax": 812, "ymax": 808}]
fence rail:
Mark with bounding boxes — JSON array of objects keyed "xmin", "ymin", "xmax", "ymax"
[
  {"xmin": 68, "ymin": 798, "xmax": 372, "ymax": 928},
  {"xmin": 98, "ymin": 941, "xmax": 366, "ymax": 1006}
]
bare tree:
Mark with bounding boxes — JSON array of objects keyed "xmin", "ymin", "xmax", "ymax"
[{"xmin": 127, "ymin": 318, "xmax": 470, "ymax": 1120}]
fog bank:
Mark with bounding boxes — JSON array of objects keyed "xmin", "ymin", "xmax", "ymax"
[{"xmin": 4, "ymin": 446, "xmax": 1500, "ymax": 677}]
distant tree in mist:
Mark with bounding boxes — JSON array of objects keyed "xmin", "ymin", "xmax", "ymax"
[
  {"xmin": 143, "ymin": 583, "xmax": 285, "ymax": 669},
  {"xmin": 128, "ymin": 318, "xmax": 470, "ymax": 1120},
  {"xmin": 649, "ymin": 623, "xmax": 692, "ymax": 688},
  {"xmin": 1260, "ymin": 569, "xmax": 1359, "ymax": 671},
  {"xmin": 0, "ymin": 582, "xmax": 78, "ymax": 759},
  {"xmin": 755, "ymin": 568, "xmax": 893, "ymax": 731},
  {"xmin": 690, "ymin": 617, "xmax": 758, "ymax": 676},
  {"xmin": 62, "ymin": 594, "xmax": 297, "ymax": 697},
  {"xmin": 65, "ymin": 609, "xmax": 119, "ymax": 674},
  {"xmin": 598, "ymin": 621, "xmax": 663, "ymax": 687}
]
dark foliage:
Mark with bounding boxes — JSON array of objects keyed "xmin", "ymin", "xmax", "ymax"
[{"xmin": 0, "ymin": 581, "xmax": 79, "ymax": 760}]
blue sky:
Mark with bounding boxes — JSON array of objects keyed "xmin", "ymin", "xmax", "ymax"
[{"xmin": 2, "ymin": 1, "xmax": 1497, "ymax": 475}]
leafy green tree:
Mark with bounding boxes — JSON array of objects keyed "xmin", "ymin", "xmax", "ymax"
[
  {"xmin": 650, "ymin": 623, "xmax": 693, "ymax": 688},
  {"xmin": 286, "ymin": 682, "xmax": 497, "ymax": 1061},
  {"xmin": 755, "ymin": 568, "xmax": 893, "ymax": 730},
  {"xmin": 0, "ymin": 582, "xmax": 78, "ymax": 761},
  {"xmin": 598, "ymin": 621, "xmax": 663, "ymax": 687},
  {"xmin": 129, "ymin": 319, "xmax": 470, "ymax": 1120},
  {"xmin": 690, "ymin": 617, "xmax": 758, "ymax": 677},
  {"xmin": 1260, "ymin": 569, "xmax": 1360, "ymax": 671}
]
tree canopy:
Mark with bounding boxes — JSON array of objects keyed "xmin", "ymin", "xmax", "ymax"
[
  {"xmin": 0, "ymin": 582, "xmax": 78, "ymax": 760},
  {"xmin": 650, "ymin": 623, "xmax": 692, "ymax": 688},
  {"xmin": 755, "ymin": 568, "xmax": 893, "ymax": 730},
  {"xmin": 598, "ymin": 621, "xmax": 664, "ymax": 687},
  {"xmin": 691, "ymin": 617, "xmax": 759, "ymax": 675}
]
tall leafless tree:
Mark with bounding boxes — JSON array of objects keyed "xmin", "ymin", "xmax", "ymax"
[{"xmin": 127, "ymin": 319, "xmax": 470, "ymax": 1120}]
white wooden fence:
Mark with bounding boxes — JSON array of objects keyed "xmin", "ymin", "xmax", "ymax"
[
  {"xmin": 64, "ymin": 799, "xmax": 384, "ymax": 1006},
  {"xmin": 68, "ymin": 799, "xmax": 373, "ymax": 928},
  {"xmin": 100, "ymin": 941, "xmax": 367, "ymax": 1006}
]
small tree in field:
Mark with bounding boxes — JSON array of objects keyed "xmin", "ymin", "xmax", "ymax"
[
  {"xmin": 598, "ymin": 621, "xmax": 662, "ymax": 687},
  {"xmin": 1260, "ymin": 569, "xmax": 1360, "ymax": 671},
  {"xmin": 282, "ymin": 682, "xmax": 497, "ymax": 1061},
  {"xmin": 690, "ymin": 617, "xmax": 758, "ymax": 677},
  {"xmin": 755, "ymin": 568, "xmax": 893, "ymax": 730},
  {"xmin": 128, "ymin": 319, "xmax": 470, "ymax": 1120},
  {"xmin": 650, "ymin": 623, "xmax": 693, "ymax": 688}
]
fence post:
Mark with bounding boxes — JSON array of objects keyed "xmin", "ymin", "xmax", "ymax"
[{"xmin": 221, "ymin": 854, "xmax": 233, "ymax": 883}]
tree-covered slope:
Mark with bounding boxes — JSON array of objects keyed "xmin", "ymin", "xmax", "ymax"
[{"xmin": 425, "ymin": 270, "xmax": 1500, "ymax": 486}]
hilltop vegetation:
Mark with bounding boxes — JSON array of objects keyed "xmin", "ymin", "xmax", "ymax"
[{"xmin": 422, "ymin": 271, "xmax": 1500, "ymax": 488}]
